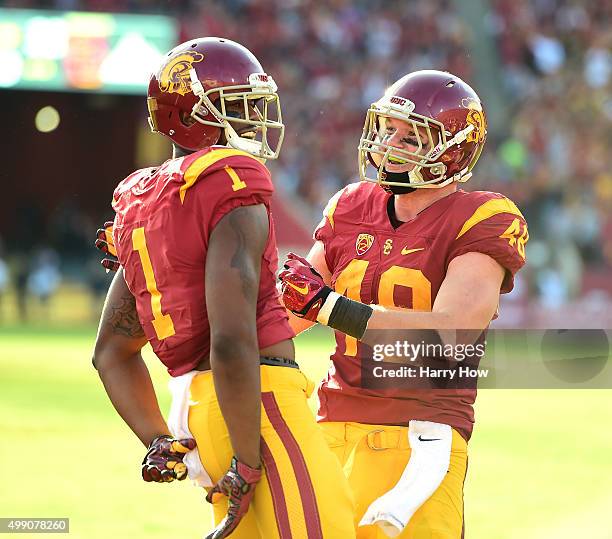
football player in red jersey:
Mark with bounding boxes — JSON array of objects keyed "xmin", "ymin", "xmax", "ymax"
[
  {"xmin": 92, "ymin": 38, "xmax": 355, "ymax": 539},
  {"xmin": 279, "ymin": 70, "xmax": 528, "ymax": 538}
]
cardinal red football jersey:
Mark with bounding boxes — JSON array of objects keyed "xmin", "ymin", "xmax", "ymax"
[
  {"xmin": 314, "ymin": 181, "xmax": 528, "ymax": 440},
  {"xmin": 111, "ymin": 146, "xmax": 294, "ymax": 376}
]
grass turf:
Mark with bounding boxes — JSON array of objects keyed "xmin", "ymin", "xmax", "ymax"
[{"xmin": 0, "ymin": 325, "xmax": 611, "ymax": 538}]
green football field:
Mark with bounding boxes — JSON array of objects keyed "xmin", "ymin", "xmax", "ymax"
[{"xmin": 1, "ymin": 325, "xmax": 611, "ymax": 539}]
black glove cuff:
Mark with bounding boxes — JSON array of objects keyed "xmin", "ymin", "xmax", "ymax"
[{"xmin": 327, "ymin": 296, "xmax": 373, "ymax": 340}]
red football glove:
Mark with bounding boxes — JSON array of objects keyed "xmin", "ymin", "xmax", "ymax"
[
  {"xmin": 204, "ymin": 457, "xmax": 262, "ymax": 539},
  {"xmin": 141, "ymin": 435, "xmax": 197, "ymax": 483},
  {"xmin": 94, "ymin": 220, "xmax": 120, "ymax": 272},
  {"xmin": 279, "ymin": 252, "xmax": 333, "ymax": 321}
]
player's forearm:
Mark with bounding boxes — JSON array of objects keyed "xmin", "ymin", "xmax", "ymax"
[
  {"xmin": 366, "ymin": 306, "xmax": 458, "ymax": 329},
  {"xmin": 361, "ymin": 307, "xmax": 460, "ymax": 347},
  {"xmin": 318, "ymin": 293, "xmax": 488, "ymax": 346},
  {"xmin": 95, "ymin": 350, "xmax": 170, "ymax": 446},
  {"xmin": 210, "ymin": 336, "xmax": 261, "ymax": 469}
]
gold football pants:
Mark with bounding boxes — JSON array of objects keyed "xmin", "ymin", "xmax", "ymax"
[
  {"xmin": 188, "ymin": 366, "xmax": 356, "ymax": 539},
  {"xmin": 320, "ymin": 421, "xmax": 468, "ymax": 539}
]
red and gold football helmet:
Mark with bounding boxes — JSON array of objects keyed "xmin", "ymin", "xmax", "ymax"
[
  {"xmin": 359, "ymin": 70, "xmax": 487, "ymax": 189},
  {"xmin": 147, "ymin": 37, "xmax": 284, "ymax": 160}
]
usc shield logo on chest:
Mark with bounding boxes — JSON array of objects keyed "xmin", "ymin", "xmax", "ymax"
[{"xmin": 355, "ymin": 233, "xmax": 375, "ymax": 256}]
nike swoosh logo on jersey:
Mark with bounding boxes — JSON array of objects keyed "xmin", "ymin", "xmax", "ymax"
[
  {"xmin": 418, "ymin": 435, "xmax": 441, "ymax": 442},
  {"xmin": 287, "ymin": 281, "xmax": 309, "ymax": 295},
  {"xmin": 401, "ymin": 247, "xmax": 425, "ymax": 255}
]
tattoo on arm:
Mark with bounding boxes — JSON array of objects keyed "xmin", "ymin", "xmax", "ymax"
[
  {"xmin": 229, "ymin": 207, "xmax": 263, "ymax": 301},
  {"xmin": 102, "ymin": 285, "xmax": 145, "ymax": 338}
]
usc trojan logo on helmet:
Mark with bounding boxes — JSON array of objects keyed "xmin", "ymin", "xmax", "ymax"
[
  {"xmin": 355, "ymin": 233, "xmax": 375, "ymax": 256},
  {"xmin": 466, "ymin": 109, "xmax": 486, "ymax": 143},
  {"xmin": 158, "ymin": 51, "xmax": 204, "ymax": 95},
  {"xmin": 463, "ymin": 99, "xmax": 486, "ymax": 143}
]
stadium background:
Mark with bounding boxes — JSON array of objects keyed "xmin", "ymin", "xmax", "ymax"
[{"xmin": 0, "ymin": 1, "xmax": 611, "ymax": 537}]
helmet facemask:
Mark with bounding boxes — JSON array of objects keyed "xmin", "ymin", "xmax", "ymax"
[
  {"xmin": 189, "ymin": 71, "xmax": 284, "ymax": 161},
  {"xmin": 359, "ymin": 94, "xmax": 475, "ymax": 189}
]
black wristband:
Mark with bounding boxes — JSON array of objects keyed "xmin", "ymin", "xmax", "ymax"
[{"xmin": 327, "ymin": 295, "xmax": 373, "ymax": 340}]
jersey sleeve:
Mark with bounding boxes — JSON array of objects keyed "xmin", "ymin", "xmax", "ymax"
[
  {"xmin": 207, "ymin": 167, "xmax": 273, "ymax": 229},
  {"xmin": 182, "ymin": 153, "xmax": 275, "ymax": 231},
  {"xmin": 313, "ymin": 186, "xmax": 352, "ymax": 274},
  {"xmin": 112, "ymin": 167, "xmax": 155, "ymax": 215},
  {"xmin": 314, "ymin": 188, "xmax": 344, "ymax": 242},
  {"xmin": 313, "ymin": 182, "xmax": 378, "ymax": 273},
  {"xmin": 447, "ymin": 195, "xmax": 528, "ymax": 293}
]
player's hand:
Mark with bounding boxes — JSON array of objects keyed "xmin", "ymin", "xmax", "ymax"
[
  {"xmin": 94, "ymin": 221, "xmax": 120, "ymax": 272},
  {"xmin": 204, "ymin": 456, "xmax": 262, "ymax": 539},
  {"xmin": 141, "ymin": 435, "xmax": 197, "ymax": 483},
  {"xmin": 279, "ymin": 252, "xmax": 332, "ymax": 321}
]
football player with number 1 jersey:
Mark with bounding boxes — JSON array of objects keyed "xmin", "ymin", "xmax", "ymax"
[
  {"xmin": 93, "ymin": 37, "xmax": 355, "ymax": 539},
  {"xmin": 280, "ymin": 70, "xmax": 528, "ymax": 538}
]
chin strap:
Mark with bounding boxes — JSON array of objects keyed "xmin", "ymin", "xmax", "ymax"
[
  {"xmin": 383, "ymin": 171, "xmax": 417, "ymax": 195},
  {"xmin": 225, "ymin": 127, "xmax": 267, "ymax": 159}
]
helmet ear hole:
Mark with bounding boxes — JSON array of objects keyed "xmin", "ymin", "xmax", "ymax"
[{"xmin": 179, "ymin": 111, "xmax": 196, "ymax": 127}]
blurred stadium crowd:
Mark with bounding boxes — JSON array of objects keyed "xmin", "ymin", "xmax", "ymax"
[{"xmin": 1, "ymin": 0, "xmax": 610, "ymax": 323}]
